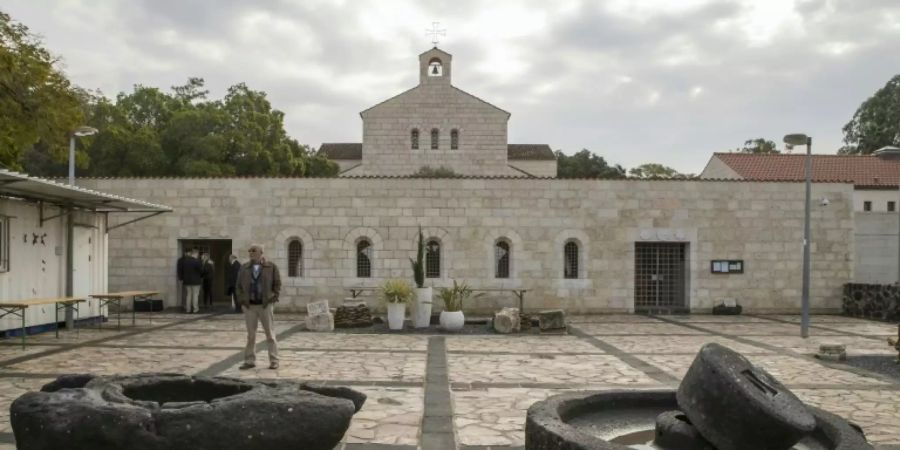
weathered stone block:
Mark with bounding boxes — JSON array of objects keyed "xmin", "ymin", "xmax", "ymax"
[
  {"xmin": 538, "ymin": 309, "xmax": 566, "ymax": 331},
  {"xmin": 493, "ymin": 307, "xmax": 520, "ymax": 334},
  {"xmin": 306, "ymin": 313, "xmax": 335, "ymax": 332}
]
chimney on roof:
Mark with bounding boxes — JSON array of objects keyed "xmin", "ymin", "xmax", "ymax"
[{"xmin": 874, "ymin": 146, "xmax": 900, "ymax": 160}]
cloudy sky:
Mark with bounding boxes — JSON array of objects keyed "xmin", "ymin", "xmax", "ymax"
[{"xmin": 5, "ymin": 0, "xmax": 900, "ymax": 173}]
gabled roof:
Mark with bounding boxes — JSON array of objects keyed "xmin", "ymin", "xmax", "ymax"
[
  {"xmin": 508, "ymin": 144, "xmax": 555, "ymax": 161},
  {"xmin": 318, "ymin": 143, "xmax": 555, "ymax": 161},
  {"xmin": 711, "ymin": 153, "xmax": 900, "ymax": 187},
  {"xmin": 0, "ymin": 169, "xmax": 172, "ymax": 212},
  {"xmin": 318, "ymin": 143, "xmax": 362, "ymax": 160}
]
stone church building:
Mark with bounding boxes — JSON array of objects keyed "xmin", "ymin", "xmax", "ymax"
[{"xmin": 78, "ymin": 47, "xmax": 855, "ymax": 314}]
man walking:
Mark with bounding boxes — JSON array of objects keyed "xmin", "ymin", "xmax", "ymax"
[
  {"xmin": 182, "ymin": 248, "xmax": 203, "ymax": 314},
  {"xmin": 236, "ymin": 244, "xmax": 281, "ymax": 370},
  {"xmin": 225, "ymin": 254, "xmax": 242, "ymax": 313}
]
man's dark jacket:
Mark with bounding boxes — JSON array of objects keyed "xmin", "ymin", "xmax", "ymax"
[{"xmin": 182, "ymin": 257, "xmax": 203, "ymax": 286}]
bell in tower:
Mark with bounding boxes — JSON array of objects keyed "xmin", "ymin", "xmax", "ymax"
[{"xmin": 428, "ymin": 58, "xmax": 443, "ymax": 77}]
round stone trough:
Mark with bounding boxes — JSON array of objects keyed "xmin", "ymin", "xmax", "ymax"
[
  {"xmin": 525, "ymin": 390, "xmax": 873, "ymax": 450},
  {"xmin": 11, "ymin": 373, "xmax": 366, "ymax": 450}
]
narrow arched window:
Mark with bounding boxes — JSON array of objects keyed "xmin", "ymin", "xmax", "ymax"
[
  {"xmin": 564, "ymin": 241, "xmax": 578, "ymax": 279},
  {"xmin": 431, "ymin": 128, "xmax": 439, "ymax": 150},
  {"xmin": 450, "ymin": 129, "xmax": 459, "ymax": 150},
  {"xmin": 411, "ymin": 129, "xmax": 419, "ymax": 150},
  {"xmin": 425, "ymin": 239, "xmax": 440, "ymax": 278},
  {"xmin": 495, "ymin": 240, "xmax": 510, "ymax": 279},
  {"xmin": 357, "ymin": 239, "xmax": 372, "ymax": 278},
  {"xmin": 288, "ymin": 239, "xmax": 303, "ymax": 277}
]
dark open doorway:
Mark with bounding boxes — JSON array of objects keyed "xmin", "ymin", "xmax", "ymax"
[{"xmin": 179, "ymin": 239, "xmax": 233, "ymax": 306}]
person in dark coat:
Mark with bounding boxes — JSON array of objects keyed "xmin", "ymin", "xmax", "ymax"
[
  {"xmin": 200, "ymin": 253, "xmax": 214, "ymax": 308},
  {"xmin": 182, "ymin": 249, "xmax": 203, "ymax": 313},
  {"xmin": 225, "ymin": 254, "xmax": 242, "ymax": 313},
  {"xmin": 176, "ymin": 249, "xmax": 190, "ymax": 310}
]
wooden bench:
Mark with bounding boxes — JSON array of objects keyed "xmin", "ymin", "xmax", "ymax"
[
  {"xmin": 0, "ymin": 297, "xmax": 87, "ymax": 349},
  {"xmin": 90, "ymin": 291, "xmax": 160, "ymax": 330}
]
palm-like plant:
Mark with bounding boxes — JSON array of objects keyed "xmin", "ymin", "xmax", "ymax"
[
  {"xmin": 381, "ymin": 279, "xmax": 413, "ymax": 304},
  {"xmin": 439, "ymin": 280, "xmax": 483, "ymax": 312},
  {"xmin": 408, "ymin": 226, "xmax": 425, "ymax": 288}
]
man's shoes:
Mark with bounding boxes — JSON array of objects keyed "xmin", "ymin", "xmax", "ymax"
[
  {"xmin": 269, "ymin": 361, "xmax": 279, "ymax": 370},
  {"xmin": 239, "ymin": 363, "xmax": 255, "ymax": 370}
]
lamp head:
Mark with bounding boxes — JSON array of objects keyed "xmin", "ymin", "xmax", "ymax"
[{"xmin": 72, "ymin": 126, "xmax": 98, "ymax": 137}]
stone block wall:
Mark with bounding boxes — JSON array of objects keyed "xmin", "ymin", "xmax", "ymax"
[
  {"xmin": 78, "ymin": 177, "xmax": 855, "ymax": 314},
  {"xmin": 842, "ymin": 283, "xmax": 900, "ymax": 321}
]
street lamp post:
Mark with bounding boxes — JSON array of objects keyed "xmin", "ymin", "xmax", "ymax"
[
  {"xmin": 68, "ymin": 126, "xmax": 98, "ymax": 186},
  {"xmin": 784, "ymin": 133, "xmax": 812, "ymax": 338}
]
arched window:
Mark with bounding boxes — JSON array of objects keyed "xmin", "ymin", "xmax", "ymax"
[
  {"xmin": 425, "ymin": 239, "xmax": 440, "ymax": 278},
  {"xmin": 495, "ymin": 240, "xmax": 510, "ymax": 279},
  {"xmin": 450, "ymin": 129, "xmax": 459, "ymax": 150},
  {"xmin": 411, "ymin": 129, "xmax": 419, "ymax": 150},
  {"xmin": 288, "ymin": 239, "xmax": 303, "ymax": 277},
  {"xmin": 431, "ymin": 128, "xmax": 439, "ymax": 150},
  {"xmin": 564, "ymin": 241, "xmax": 578, "ymax": 279},
  {"xmin": 357, "ymin": 239, "xmax": 372, "ymax": 278}
]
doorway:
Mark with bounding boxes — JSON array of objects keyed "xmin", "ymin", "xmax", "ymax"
[
  {"xmin": 179, "ymin": 239, "xmax": 233, "ymax": 305},
  {"xmin": 634, "ymin": 242, "xmax": 689, "ymax": 313}
]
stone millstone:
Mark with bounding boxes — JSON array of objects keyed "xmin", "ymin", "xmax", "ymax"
[
  {"xmin": 11, "ymin": 373, "xmax": 366, "ymax": 450},
  {"xmin": 494, "ymin": 307, "xmax": 520, "ymax": 334},
  {"xmin": 654, "ymin": 410, "xmax": 713, "ymax": 450},
  {"xmin": 676, "ymin": 343, "xmax": 816, "ymax": 450}
]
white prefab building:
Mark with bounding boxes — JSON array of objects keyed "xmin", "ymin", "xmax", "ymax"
[{"xmin": 0, "ymin": 170, "xmax": 171, "ymax": 335}]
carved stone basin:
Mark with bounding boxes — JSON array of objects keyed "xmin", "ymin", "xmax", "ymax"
[
  {"xmin": 11, "ymin": 373, "xmax": 366, "ymax": 450},
  {"xmin": 525, "ymin": 390, "xmax": 872, "ymax": 450}
]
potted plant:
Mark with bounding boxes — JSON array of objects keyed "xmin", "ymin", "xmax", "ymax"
[
  {"xmin": 381, "ymin": 279, "xmax": 413, "ymax": 330},
  {"xmin": 438, "ymin": 280, "xmax": 482, "ymax": 331},
  {"xmin": 409, "ymin": 226, "xmax": 433, "ymax": 328}
]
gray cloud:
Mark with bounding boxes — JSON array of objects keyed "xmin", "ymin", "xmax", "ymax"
[{"xmin": 5, "ymin": 0, "xmax": 900, "ymax": 173}]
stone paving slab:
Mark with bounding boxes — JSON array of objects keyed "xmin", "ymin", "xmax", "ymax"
[
  {"xmin": 815, "ymin": 323, "xmax": 899, "ymax": 337},
  {"xmin": 0, "ymin": 346, "xmax": 235, "ymax": 376},
  {"xmin": 596, "ymin": 334, "xmax": 773, "ymax": 355},
  {"xmin": 687, "ymin": 322, "xmax": 844, "ymax": 336},
  {"xmin": 0, "ymin": 377, "xmax": 55, "ymax": 434},
  {"xmin": 748, "ymin": 335, "xmax": 897, "ymax": 356},
  {"xmin": 447, "ymin": 353, "xmax": 658, "ymax": 386},
  {"xmin": 795, "ymin": 389, "xmax": 900, "ymax": 446},
  {"xmin": 343, "ymin": 387, "xmax": 423, "ymax": 446},
  {"xmin": 164, "ymin": 320, "xmax": 296, "ymax": 333},
  {"xmin": 766, "ymin": 314, "xmax": 889, "ymax": 324},
  {"xmin": 635, "ymin": 353, "xmax": 890, "ymax": 386},
  {"xmin": 568, "ymin": 315, "xmax": 666, "ymax": 323},
  {"xmin": 446, "ymin": 336, "xmax": 605, "ymax": 354},
  {"xmin": 574, "ymin": 322, "xmax": 711, "ymax": 336},
  {"xmin": 663, "ymin": 314, "xmax": 775, "ymax": 323},
  {"xmin": 220, "ymin": 351, "xmax": 426, "ymax": 383},
  {"xmin": 279, "ymin": 333, "xmax": 428, "ymax": 352},
  {"xmin": 454, "ymin": 387, "xmax": 569, "ymax": 447},
  {"xmin": 0, "ymin": 343, "xmax": 67, "ymax": 362}
]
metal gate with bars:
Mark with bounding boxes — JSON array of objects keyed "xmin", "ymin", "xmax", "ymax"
[{"xmin": 634, "ymin": 242, "xmax": 688, "ymax": 313}]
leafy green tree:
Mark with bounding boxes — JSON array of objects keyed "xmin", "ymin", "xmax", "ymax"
[
  {"xmin": 629, "ymin": 163, "xmax": 677, "ymax": 178},
  {"xmin": 738, "ymin": 138, "xmax": 780, "ymax": 154},
  {"xmin": 414, "ymin": 166, "xmax": 459, "ymax": 177},
  {"xmin": 0, "ymin": 11, "xmax": 85, "ymax": 170},
  {"xmin": 840, "ymin": 74, "xmax": 900, "ymax": 154},
  {"xmin": 556, "ymin": 149, "xmax": 626, "ymax": 178}
]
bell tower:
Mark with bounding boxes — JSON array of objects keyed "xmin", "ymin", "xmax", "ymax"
[{"xmin": 419, "ymin": 47, "xmax": 452, "ymax": 85}]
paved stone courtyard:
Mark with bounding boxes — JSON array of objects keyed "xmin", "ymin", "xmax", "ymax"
[{"xmin": 0, "ymin": 312, "xmax": 898, "ymax": 449}]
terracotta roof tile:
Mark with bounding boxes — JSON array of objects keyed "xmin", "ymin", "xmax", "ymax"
[{"xmin": 713, "ymin": 153, "xmax": 900, "ymax": 187}]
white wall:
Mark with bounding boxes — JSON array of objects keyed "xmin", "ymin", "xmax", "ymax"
[
  {"xmin": 0, "ymin": 199, "xmax": 107, "ymax": 332},
  {"xmin": 854, "ymin": 189, "xmax": 899, "ymax": 212}
]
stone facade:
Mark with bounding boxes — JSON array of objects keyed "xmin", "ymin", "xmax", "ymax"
[{"xmin": 79, "ymin": 177, "xmax": 854, "ymax": 314}]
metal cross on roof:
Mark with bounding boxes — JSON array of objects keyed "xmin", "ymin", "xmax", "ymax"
[{"xmin": 426, "ymin": 21, "xmax": 446, "ymax": 46}]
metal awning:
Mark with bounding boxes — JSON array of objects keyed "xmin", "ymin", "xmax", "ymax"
[{"xmin": 0, "ymin": 169, "xmax": 172, "ymax": 213}]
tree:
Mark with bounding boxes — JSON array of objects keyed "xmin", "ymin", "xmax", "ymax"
[
  {"xmin": 556, "ymin": 149, "xmax": 626, "ymax": 178},
  {"xmin": 840, "ymin": 74, "xmax": 900, "ymax": 154},
  {"xmin": 414, "ymin": 166, "xmax": 458, "ymax": 177},
  {"xmin": 0, "ymin": 11, "xmax": 85, "ymax": 170},
  {"xmin": 628, "ymin": 163, "xmax": 695, "ymax": 179},
  {"xmin": 738, "ymin": 138, "xmax": 780, "ymax": 154}
]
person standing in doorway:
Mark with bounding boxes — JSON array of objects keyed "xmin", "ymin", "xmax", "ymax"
[
  {"xmin": 200, "ymin": 253, "xmax": 214, "ymax": 309},
  {"xmin": 236, "ymin": 244, "xmax": 281, "ymax": 370},
  {"xmin": 182, "ymin": 248, "xmax": 203, "ymax": 313},
  {"xmin": 176, "ymin": 249, "xmax": 190, "ymax": 310},
  {"xmin": 225, "ymin": 254, "xmax": 242, "ymax": 314}
]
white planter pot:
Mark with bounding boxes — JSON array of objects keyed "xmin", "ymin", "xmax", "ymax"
[
  {"xmin": 440, "ymin": 311, "xmax": 465, "ymax": 331},
  {"xmin": 387, "ymin": 303, "xmax": 406, "ymax": 330},
  {"xmin": 413, "ymin": 287, "xmax": 433, "ymax": 328}
]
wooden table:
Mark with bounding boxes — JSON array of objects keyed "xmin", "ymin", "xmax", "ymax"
[
  {"xmin": 471, "ymin": 288, "xmax": 529, "ymax": 312},
  {"xmin": 90, "ymin": 291, "xmax": 160, "ymax": 329},
  {"xmin": 0, "ymin": 297, "xmax": 86, "ymax": 349}
]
